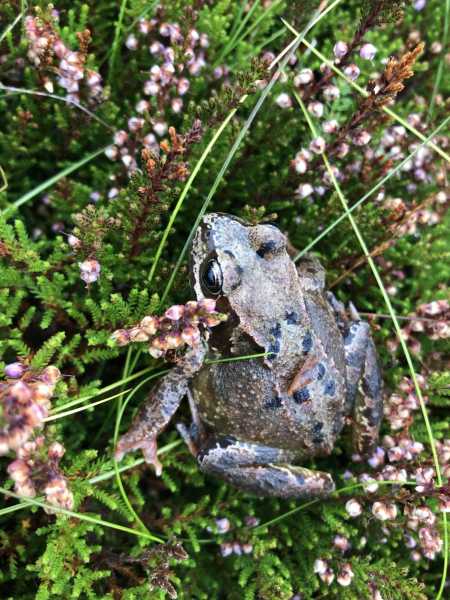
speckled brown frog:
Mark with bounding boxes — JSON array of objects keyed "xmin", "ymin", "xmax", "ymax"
[{"xmin": 116, "ymin": 213, "xmax": 383, "ymax": 498}]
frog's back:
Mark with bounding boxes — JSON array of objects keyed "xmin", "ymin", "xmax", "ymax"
[{"xmin": 191, "ymin": 319, "xmax": 347, "ymax": 455}]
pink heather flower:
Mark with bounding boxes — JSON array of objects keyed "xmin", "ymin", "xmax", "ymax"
[
  {"xmin": 353, "ymin": 130, "xmax": 372, "ymax": 146},
  {"xmin": 171, "ymin": 98, "xmax": 183, "ymax": 113},
  {"xmin": 144, "ymin": 80, "xmax": 160, "ymax": 96},
  {"xmin": 153, "ymin": 121, "xmax": 167, "ymax": 136},
  {"xmin": 220, "ymin": 542, "xmax": 233, "ymax": 557},
  {"xmin": 345, "ymin": 498, "xmax": 362, "ymax": 517},
  {"xmin": 113, "ymin": 130, "xmax": 128, "ymax": 146},
  {"xmin": 296, "ymin": 183, "xmax": 314, "ymax": 199},
  {"xmin": 308, "ymin": 101, "xmax": 324, "ymax": 118},
  {"xmin": 275, "ymin": 93, "xmax": 292, "ymax": 109},
  {"xmin": 333, "ymin": 535, "xmax": 351, "ymax": 552},
  {"xmin": 136, "ymin": 100, "xmax": 150, "ymax": 113},
  {"xmin": 336, "ymin": 143, "xmax": 349, "ymax": 158},
  {"xmin": 105, "ymin": 146, "xmax": 118, "ymax": 160},
  {"xmin": 337, "ymin": 563, "xmax": 354, "ymax": 587},
  {"xmin": 414, "ymin": 0, "xmax": 426, "ymax": 10},
  {"xmin": 309, "ymin": 137, "xmax": 326, "ymax": 154},
  {"xmin": 128, "ymin": 117, "xmax": 144, "ymax": 132},
  {"xmin": 5, "ymin": 362, "xmax": 25, "ymax": 378},
  {"xmin": 215, "ymin": 517, "xmax": 231, "ymax": 533},
  {"xmin": 333, "ymin": 41, "xmax": 348, "ymax": 59},
  {"xmin": 165, "ymin": 305, "xmax": 185, "ymax": 320},
  {"xmin": 323, "ymin": 85, "xmax": 340, "ymax": 101},
  {"xmin": 343, "ymin": 64, "xmax": 360, "ymax": 80},
  {"xmin": 360, "ymin": 43, "xmax": 377, "ymax": 60},
  {"xmin": 294, "ymin": 68, "xmax": 314, "ymax": 86},
  {"xmin": 79, "ymin": 259, "xmax": 101, "ymax": 284},
  {"xmin": 48, "ymin": 441, "xmax": 65, "ymax": 459},
  {"xmin": 313, "ymin": 559, "xmax": 328, "ymax": 575},
  {"xmin": 67, "ymin": 234, "xmax": 81, "ymax": 249},
  {"xmin": 292, "ymin": 156, "xmax": 308, "ymax": 174},
  {"xmin": 125, "ymin": 34, "xmax": 138, "ymax": 50},
  {"xmin": 241, "ymin": 543, "xmax": 253, "ymax": 554},
  {"xmin": 322, "ymin": 119, "xmax": 339, "ymax": 134},
  {"xmin": 372, "ymin": 501, "xmax": 398, "ymax": 521}
]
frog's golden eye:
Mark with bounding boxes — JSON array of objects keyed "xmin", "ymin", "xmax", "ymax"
[{"xmin": 201, "ymin": 259, "xmax": 223, "ymax": 296}]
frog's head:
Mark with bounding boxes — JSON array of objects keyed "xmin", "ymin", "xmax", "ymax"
[{"xmin": 190, "ymin": 213, "xmax": 297, "ymax": 335}]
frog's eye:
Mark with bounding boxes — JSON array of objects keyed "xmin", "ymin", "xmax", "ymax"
[{"xmin": 201, "ymin": 259, "xmax": 223, "ymax": 296}]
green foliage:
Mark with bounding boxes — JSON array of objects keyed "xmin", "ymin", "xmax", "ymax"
[{"xmin": 0, "ymin": 0, "xmax": 449, "ymax": 598}]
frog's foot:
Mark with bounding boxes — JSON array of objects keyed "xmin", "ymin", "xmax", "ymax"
[
  {"xmin": 197, "ymin": 436, "xmax": 335, "ymax": 499},
  {"xmin": 340, "ymin": 311, "xmax": 383, "ymax": 456},
  {"xmin": 115, "ymin": 434, "xmax": 163, "ymax": 476}
]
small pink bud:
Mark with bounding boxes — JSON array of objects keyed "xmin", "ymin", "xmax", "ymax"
[
  {"xmin": 5, "ymin": 362, "xmax": 25, "ymax": 378},
  {"xmin": 165, "ymin": 305, "xmax": 185, "ymax": 320},
  {"xmin": 10, "ymin": 381, "xmax": 32, "ymax": 403},
  {"xmin": 294, "ymin": 68, "xmax": 314, "ymax": 86},
  {"xmin": 343, "ymin": 64, "xmax": 360, "ymax": 80},
  {"xmin": 79, "ymin": 259, "xmax": 101, "ymax": 284},
  {"xmin": 111, "ymin": 329, "xmax": 131, "ymax": 346},
  {"xmin": 48, "ymin": 441, "xmax": 65, "ymax": 459},
  {"xmin": 128, "ymin": 327, "xmax": 150, "ymax": 342},
  {"xmin": 333, "ymin": 41, "xmax": 348, "ymax": 59},
  {"xmin": 309, "ymin": 137, "xmax": 326, "ymax": 154},
  {"xmin": 345, "ymin": 498, "xmax": 362, "ymax": 517},
  {"xmin": 360, "ymin": 43, "xmax": 377, "ymax": 60},
  {"xmin": 275, "ymin": 93, "xmax": 292, "ymax": 109},
  {"xmin": 140, "ymin": 316, "xmax": 159, "ymax": 336},
  {"xmin": 41, "ymin": 366, "xmax": 61, "ymax": 385}
]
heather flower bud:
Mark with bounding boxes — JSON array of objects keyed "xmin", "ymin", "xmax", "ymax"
[
  {"xmin": 308, "ymin": 101, "xmax": 324, "ymax": 118},
  {"xmin": 128, "ymin": 327, "xmax": 150, "ymax": 342},
  {"xmin": 333, "ymin": 41, "xmax": 348, "ymax": 59},
  {"xmin": 79, "ymin": 259, "xmax": 101, "ymax": 284},
  {"xmin": 0, "ymin": 434, "xmax": 9, "ymax": 455},
  {"xmin": 165, "ymin": 305, "xmax": 185, "ymax": 320},
  {"xmin": 337, "ymin": 563, "xmax": 354, "ymax": 586},
  {"xmin": 67, "ymin": 234, "xmax": 81, "ymax": 249},
  {"xmin": 372, "ymin": 501, "xmax": 398, "ymax": 521},
  {"xmin": 10, "ymin": 381, "xmax": 32, "ymax": 403},
  {"xmin": 343, "ymin": 64, "xmax": 360, "ymax": 80},
  {"xmin": 111, "ymin": 329, "xmax": 130, "ymax": 346},
  {"xmin": 48, "ymin": 441, "xmax": 65, "ymax": 459},
  {"xmin": 140, "ymin": 316, "xmax": 158, "ymax": 336},
  {"xmin": 41, "ymin": 366, "xmax": 61, "ymax": 385},
  {"xmin": 322, "ymin": 119, "xmax": 339, "ymax": 134},
  {"xmin": 294, "ymin": 68, "xmax": 314, "ymax": 86},
  {"xmin": 33, "ymin": 382, "xmax": 53, "ymax": 402},
  {"xmin": 360, "ymin": 43, "xmax": 377, "ymax": 60},
  {"xmin": 323, "ymin": 85, "xmax": 340, "ymax": 101},
  {"xmin": 5, "ymin": 362, "xmax": 25, "ymax": 378},
  {"xmin": 296, "ymin": 183, "xmax": 314, "ymax": 198}
]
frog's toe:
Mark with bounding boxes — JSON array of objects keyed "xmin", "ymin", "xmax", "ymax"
[{"xmin": 115, "ymin": 434, "xmax": 162, "ymax": 476}]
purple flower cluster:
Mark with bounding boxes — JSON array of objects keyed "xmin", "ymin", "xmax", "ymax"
[
  {"xmin": 1, "ymin": 363, "xmax": 73, "ymax": 510},
  {"xmin": 112, "ymin": 299, "xmax": 226, "ymax": 359},
  {"xmin": 24, "ymin": 15, "xmax": 103, "ymax": 103},
  {"xmin": 105, "ymin": 12, "xmax": 224, "ymax": 177}
]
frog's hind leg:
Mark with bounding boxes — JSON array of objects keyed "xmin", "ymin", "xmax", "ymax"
[
  {"xmin": 327, "ymin": 293, "xmax": 383, "ymax": 455},
  {"xmin": 193, "ymin": 436, "xmax": 335, "ymax": 498}
]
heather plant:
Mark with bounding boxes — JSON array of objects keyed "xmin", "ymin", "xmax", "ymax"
[{"xmin": 0, "ymin": 1, "xmax": 449, "ymax": 598}]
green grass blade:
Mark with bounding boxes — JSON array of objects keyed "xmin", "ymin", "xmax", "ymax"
[
  {"xmin": 427, "ymin": 0, "xmax": 449, "ymax": 121},
  {"xmin": 0, "ymin": 486, "xmax": 163, "ymax": 542},
  {"xmin": 3, "ymin": 146, "xmax": 108, "ymax": 218},
  {"xmin": 108, "ymin": 0, "xmax": 129, "ymax": 82}
]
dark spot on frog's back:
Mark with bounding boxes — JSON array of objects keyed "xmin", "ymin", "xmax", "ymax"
[
  {"xmin": 317, "ymin": 363, "xmax": 326, "ymax": 380},
  {"xmin": 302, "ymin": 331, "xmax": 313, "ymax": 354},
  {"xmin": 324, "ymin": 379, "xmax": 336, "ymax": 396},
  {"xmin": 256, "ymin": 240, "xmax": 277, "ymax": 258},
  {"xmin": 293, "ymin": 387, "xmax": 310, "ymax": 404},
  {"xmin": 264, "ymin": 395, "xmax": 282, "ymax": 409},
  {"xmin": 312, "ymin": 421, "xmax": 324, "ymax": 444},
  {"xmin": 285, "ymin": 310, "xmax": 299, "ymax": 324},
  {"xmin": 268, "ymin": 323, "xmax": 282, "ymax": 359}
]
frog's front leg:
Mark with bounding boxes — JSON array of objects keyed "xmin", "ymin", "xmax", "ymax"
[
  {"xmin": 115, "ymin": 343, "xmax": 207, "ymax": 475},
  {"xmin": 180, "ymin": 435, "xmax": 335, "ymax": 498}
]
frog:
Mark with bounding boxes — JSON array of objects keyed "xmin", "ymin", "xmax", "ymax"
[{"xmin": 115, "ymin": 213, "xmax": 383, "ymax": 498}]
